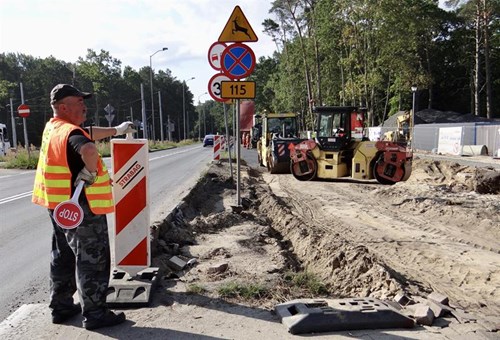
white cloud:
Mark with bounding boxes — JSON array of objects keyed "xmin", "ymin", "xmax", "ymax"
[{"xmin": 0, "ymin": 0, "xmax": 276, "ymax": 102}]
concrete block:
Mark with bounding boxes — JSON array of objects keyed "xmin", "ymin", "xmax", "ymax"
[
  {"xmin": 106, "ymin": 267, "xmax": 159, "ymax": 307},
  {"xmin": 427, "ymin": 292, "xmax": 449, "ymax": 306},
  {"xmin": 207, "ymin": 262, "xmax": 229, "ymax": 274},
  {"xmin": 275, "ymin": 298, "xmax": 415, "ymax": 334},
  {"xmin": 426, "ymin": 299, "xmax": 452, "ymax": 317},
  {"xmin": 394, "ymin": 292, "xmax": 412, "ymax": 306},
  {"xmin": 168, "ymin": 256, "xmax": 187, "ymax": 271},
  {"xmin": 414, "ymin": 304, "xmax": 435, "ymax": 326}
]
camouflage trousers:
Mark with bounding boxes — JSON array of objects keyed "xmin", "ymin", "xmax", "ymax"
[{"xmin": 48, "ymin": 194, "xmax": 111, "ymax": 319}]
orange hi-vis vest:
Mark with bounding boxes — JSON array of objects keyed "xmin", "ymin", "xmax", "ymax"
[{"xmin": 32, "ymin": 118, "xmax": 114, "ymax": 214}]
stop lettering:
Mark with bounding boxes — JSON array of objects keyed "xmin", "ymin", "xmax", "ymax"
[{"xmin": 53, "ymin": 201, "xmax": 83, "ymax": 229}]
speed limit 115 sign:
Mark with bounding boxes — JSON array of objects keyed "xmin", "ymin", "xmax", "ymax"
[{"xmin": 220, "ymin": 81, "xmax": 255, "ymax": 99}]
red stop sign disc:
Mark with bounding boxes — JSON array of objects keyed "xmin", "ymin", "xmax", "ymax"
[{"xmin": 53, "ymin": 201, "xmax": 84, "ymax": 229}]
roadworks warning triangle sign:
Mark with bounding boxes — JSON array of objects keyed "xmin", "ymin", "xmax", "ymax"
[{"xmin": 218, "ymin": 6, "xmax": 258, "ymax": 43}]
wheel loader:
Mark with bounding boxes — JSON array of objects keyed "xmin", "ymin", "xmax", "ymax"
[
  {"xmin": 382, "ymin": 111, "xmax": 411, "ymax": 144},
  {"xmin": 256, "ymin": 111, "xmax": 304, "ymax": 173},
  {"xmin": 289, "ymin": 106, "xmax": 412, "ymax": 184}
]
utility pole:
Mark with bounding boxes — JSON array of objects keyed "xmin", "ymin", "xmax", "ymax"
[
  {"xmin": 158, "ymin": 91, "xmax": 164, "ymax": 141},
  {"xmin": 141, "ymin": 83, "xmax": 147, "ymax": 140},
  {"xmin": 149, "ymin": 47, "xmax": 168, "ymax": 140}
]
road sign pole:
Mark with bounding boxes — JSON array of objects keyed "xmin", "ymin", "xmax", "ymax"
[
  {"xmin": 223, "ymin": 103, "xmax": 233, "ymax": 180},
  {"xmin": 236, "ymin": 98, "xmax": 241, "ymax": 206},
  {"xmin": 19, "ymin": 83, "xmax": 29, "ymax": 157},
  {"xmin": 213, "ymin": 5, "xmax": 258, "ymax": 207},
  {"xmin": 9, "ymin": 98, "xmax": 17, "ymax": 150}
]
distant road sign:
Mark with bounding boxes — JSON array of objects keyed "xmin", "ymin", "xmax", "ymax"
[
  {"xmin": 17, "ymin": 104, "xmax": 30, "ymax": 118},
  {"xmin": 221, "ymin": 81, "xmax": 255, "ymax": 99},
  {"xmin": 221, "ymin": 43, "xmax": 255, "ymax": 79},
  {"xmin": 218, "ymin": 6, "xmax": 258, "ymax": 42},
  {"xmin": 208, "ymin": 42, "xmax": 227, "ymax": 71},
  {"xmin": 208, "ymin": 73, "xmax": 231, "ymax": 102}
]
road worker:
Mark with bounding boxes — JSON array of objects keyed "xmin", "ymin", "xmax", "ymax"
[{"xmin": 32, "ymin": 84, "xmax": 135, "ymax": 330}]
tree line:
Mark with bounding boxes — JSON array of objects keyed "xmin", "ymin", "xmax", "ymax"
[
  {"xmin": 0, "ymin": 49, "xmax": 210, "ymax": 147},
  {"xmin": 249, "ymin": 0, "xmax": 499, "ymax": 129},
  {"xmin": 1, "ymin": 0, "xmax": 498, "ymax": 147}
]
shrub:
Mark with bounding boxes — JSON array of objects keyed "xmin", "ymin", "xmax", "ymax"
[{"xmin": 0, "ymin": 147, "xmax": 39, "ymax": 169}]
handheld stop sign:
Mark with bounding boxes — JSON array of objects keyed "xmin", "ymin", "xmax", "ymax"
[{"xmin": 53, "ymin": 181, "xmax": 85, "ymax": 229}]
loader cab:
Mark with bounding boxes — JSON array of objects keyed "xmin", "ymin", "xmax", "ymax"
[
  {"xmin": 262, "ymin": 112, "xmax": 299, "ymax": 144},
  {"xmin": 314, "ymin": 106, "xmax": 359, "ymax": 151}
]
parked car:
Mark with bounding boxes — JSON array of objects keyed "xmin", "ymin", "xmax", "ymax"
[{"xmin": 203, "ymin": 134, "xmax": 214, "ymax": 147}]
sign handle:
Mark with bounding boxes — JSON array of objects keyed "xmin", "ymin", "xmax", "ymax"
[{"xmin": 72, "ymin": 181, "xmax": 85, "ymax": 202}]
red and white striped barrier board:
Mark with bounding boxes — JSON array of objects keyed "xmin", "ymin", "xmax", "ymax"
[
  {"xmin": 278, "ymin": 143, "xmax": 286, "ymax": 157},
  {"xmin": 221, "ymin": 136, "xmax": 226, "ymax": 150},
  {"xmin": 111, "ymin": 138, "xmax": 150, "ymax": 276},
  {"xmin": 213, "ymin": 135, "xmax": 221, "ymax": 161}
]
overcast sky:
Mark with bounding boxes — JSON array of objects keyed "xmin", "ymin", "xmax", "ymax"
[
  {"xmin": 0, "ymin": 0, "xmax": 277, "ymax": 104},
  {"xmin": 1, "ymin": 0, "xmax": 450, "ymax": 105}
]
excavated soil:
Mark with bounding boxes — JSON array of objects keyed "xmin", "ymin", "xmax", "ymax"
[{"xmin": 152, "ymin": 157, "xmax": 500, "ymax": 328}]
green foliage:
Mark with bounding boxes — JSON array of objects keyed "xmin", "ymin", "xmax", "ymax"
[
  {"xmin": 217, "ymin": 281, "xmax": 269, "ymax": 300},
  {"xmin": 186, "ymin": 284, "xmax": 206, "ymax": 295},
  {"xmin": 257, "ymin": 0, "xmax": 500, "ymax": 122},
  {"xmin": 1, "ymin": 140, "xmax": 198, "ymax": 169},
  {"xmin": 283, "ymin": 271, "xmax": 328, "ymax": 295},
  {"xmin": 0, "ymin": 49, "xmax": 197, "ymax": 147},
  {"xmin": 0, "ymin": 147, "xmax": 39, "ymax": 169}
]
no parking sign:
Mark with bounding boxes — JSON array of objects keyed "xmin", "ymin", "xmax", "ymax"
[{"xmin": 221, "ymin": 43, "xmax": 255, "ymax": 79}]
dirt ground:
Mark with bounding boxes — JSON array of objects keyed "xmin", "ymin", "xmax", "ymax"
[{"xmin": 152, "ymin": 156, "xmax": 500, "ymax": 333}]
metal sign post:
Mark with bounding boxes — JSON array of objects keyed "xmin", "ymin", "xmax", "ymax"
[
  {"xmin": 19, "ymin": 83, "xmax": 29, "ymax": 158},
  {"xmin": 210, "ymin": 5, "xmax": 258, "ymax": 207},
  {"xmin": 104, "ymin": 104, "xmax": 115, "ymax": 127},
  {"xmin": 236, "ymin": 99, "xmax": 241, "ymax": 206}
]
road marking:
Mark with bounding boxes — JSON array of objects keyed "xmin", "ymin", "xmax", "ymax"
[
  {"xmin": 0, "ymin": 171, "xmax": 32, "ymax": 179},
  {"xmin": 0, "ymin": 146, "xmax": 203, "ymax": 205},
  {"xmin": 149, "ymin": 146, "xmax": 200, "ymax": 161},
  {"xmin": 0, "ymin": 191, "xmax": 32, "ymax": 205}
]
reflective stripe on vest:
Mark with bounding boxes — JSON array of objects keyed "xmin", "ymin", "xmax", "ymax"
[{"xmin": 32, "ymin": 118, "xmax": 114, "ymax": 214}]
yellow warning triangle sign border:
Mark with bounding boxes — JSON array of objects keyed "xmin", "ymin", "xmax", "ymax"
[{"xmin": 218, "ymin": 6, "xmax": 258, "ymax": 43}]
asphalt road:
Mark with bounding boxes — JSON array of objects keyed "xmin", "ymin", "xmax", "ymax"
[{"xmin": 0, "ymin": 143, "xmax": 213, "ymax": 322}]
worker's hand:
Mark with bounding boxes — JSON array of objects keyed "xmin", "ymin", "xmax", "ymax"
[
  {"xmin": 75, "ymin": 167, "xmax": 97, "ymax": 187},
  {"xmin": 114, "ymin": 121, "xmax": 136, "ymax": 136}
]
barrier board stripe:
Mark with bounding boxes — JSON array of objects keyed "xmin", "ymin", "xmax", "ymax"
[
  {"xmin": 114, "ymin": 213, "xmax": 148, "ymax": 265},
  {"xmin": 116, "ymin": 161, "xmax": 145, "ymax": 190},
  {"xmin": 113, "ymin": 145, "xmax": 147, "ymax": 204},
  {"xmin": 115, "ymin": 177, "xmax": 147, "ymax": 234},
  {"xmin": 213, "ymin": 135, "xmax": 221, "ymax": 160},
  {"xmin": 113, "ymin": 143, "xmax": 143, "ymax": 172},
  {"xmin": 278, "ymin": 144, "xmax": 285, "ymax": 156},
  {"xmin": 118, "ymin": 238, "xmax": 148, "ymax": 265}
]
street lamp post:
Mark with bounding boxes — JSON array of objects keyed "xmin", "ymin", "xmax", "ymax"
[
  {"xmin": 198, "ymin": 92, "xmax": 208, "ymax": 140},
  {"xmin": 182, "ymin": 77, "xmax": 195, "ymax": 140},
  {"xmin": 411, "ymin": 86, "xmax": 417, "ymax": 150},
  {"xmin": 150, "ymin": 47, "xmax": 168, "ymax": 140}
]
